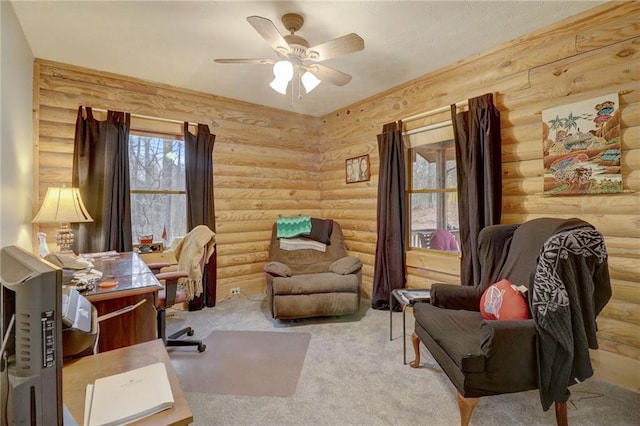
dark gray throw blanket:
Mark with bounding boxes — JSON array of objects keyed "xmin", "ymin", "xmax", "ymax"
[{"xmin": 531, "ymin": 227, "xmax": 611, "ymax": 410}]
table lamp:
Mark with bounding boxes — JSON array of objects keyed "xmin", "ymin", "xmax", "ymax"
[{"xmin": 33, "ymin": 186, "xmax": 94, "ymax": 253}]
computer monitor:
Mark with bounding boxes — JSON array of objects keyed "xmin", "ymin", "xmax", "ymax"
[{"xmin": 0, "ymin": 245, "xmax": 63, "ymax": 426}]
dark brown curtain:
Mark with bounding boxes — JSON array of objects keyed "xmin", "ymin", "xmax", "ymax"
[
  {"xmin": 184, "ymin": 123, "xmax": 217, "ymax": 309},
  {"xmin": 72, "ymin": 106, "xmax": 133, "ymax": 253},
  {"xmin": 451, "ymin": 93, "xmax": 502, "ymax": 286},
  {"xmin": 372, "ymin": 121, "xmax": 406, "ymax": 309}
]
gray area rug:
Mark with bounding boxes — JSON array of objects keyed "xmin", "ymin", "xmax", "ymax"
[
  {"xmin": 166, "ymin": 296, "xmax": 640, "ymax": 426},
  {"xmin": 170, "ymin": 330, "xmax": 311, "ymax": 397}
]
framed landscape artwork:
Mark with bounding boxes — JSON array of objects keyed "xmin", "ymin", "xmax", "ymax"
[
  {"xmin": 345, "ymin": 155, "xmax": 370, "ymax": 184},
  {"xmin": 542, "ymin": 93, "xmax": 622, "ymax": 195}
]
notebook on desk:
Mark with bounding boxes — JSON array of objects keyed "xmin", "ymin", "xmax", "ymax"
[{"xmin": 84, "ymin": 362, "xmax": 174, "ymax": 426}]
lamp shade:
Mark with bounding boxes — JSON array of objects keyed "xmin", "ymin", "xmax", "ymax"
[
  {"xmin": 272, "ymin": 60, "xmax": 294, "ymax": 81},
  {"xmin": 269, "ymin": 77, "xmax": 290, "ymax": 95},
  {"xmin": 301, "ymin": 71, "xmax": 321, "ymax": 93},
  {"xmin": 33, "ymin": 187, "xmax": 93, "ymax": 224}
]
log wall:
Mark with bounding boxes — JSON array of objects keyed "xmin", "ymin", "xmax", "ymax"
[
  {"xmin": 31, "ymin": 2, "xmax": 638, "ymax": 390},
  {"xmin": 32, "ymin": 60, "xmax": 322, "ymax": 298},
  {"xmin": 318, "ymin": 2, "xmax": 640, "ymax": 391}
]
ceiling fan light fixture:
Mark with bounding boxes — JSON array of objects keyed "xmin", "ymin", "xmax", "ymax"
[
  {"xmin": 301, "ymin": 71, "xmax": 321, "ymax": 93},
  {"xmin": 272, "ymin": 60, "xmax": 294, "ymax": 82},
  {"xmin": 269, "ymin": 77, "xmax": 289, "ymax": 95}
]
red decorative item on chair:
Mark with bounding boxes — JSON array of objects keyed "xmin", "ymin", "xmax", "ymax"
[{"xmin": 480, "ymin": 278, "xmax": 530, "ymax": 320}]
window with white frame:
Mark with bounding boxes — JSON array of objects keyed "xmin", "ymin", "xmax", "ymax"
[
  {"xmin": 128, "ymin": 133, "xmax": 186, "ymax": 246},
  {"xmin": 405, "ymin": 126, "xmax": 460, "ymax": 252}
]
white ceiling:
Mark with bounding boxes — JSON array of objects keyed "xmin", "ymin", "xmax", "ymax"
[{"xmin": 11, "ymin": 1, "xmax": 604, "ymax": 117}]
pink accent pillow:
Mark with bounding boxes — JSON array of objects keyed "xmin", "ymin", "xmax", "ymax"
[{"xmin": 480, "ymin": 279, "xmax": 530, "ymax": 320}]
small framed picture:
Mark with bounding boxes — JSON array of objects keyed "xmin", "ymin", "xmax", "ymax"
[{"xmin": 345, "ymin": 154, "xmax": 370, "ymax": 184}]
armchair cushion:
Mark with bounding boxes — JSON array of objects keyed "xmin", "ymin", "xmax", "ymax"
[
  {"xmin": 303, "ymin": 217, "xmax": 334, "ymax": 245},
  {"xmin": 329, "ymin": 256, "xmax": 362, "ymax": 275},
  {"xmin": 480, "ymin": 279, "xmax": 530, "ymax": 320},
  {"xmin": 264, "ymin": 261, "xmax": 292, "ymax": 277}
]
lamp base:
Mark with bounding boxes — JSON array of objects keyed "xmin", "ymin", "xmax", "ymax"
[{"xmin": 56, "ymin": 224, "xmax": 74, "ymax": 253}]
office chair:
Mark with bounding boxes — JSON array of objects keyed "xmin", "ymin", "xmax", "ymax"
[
  {"xmin": 150, "ymin": 268, "xmax": 206, "ymax": 352},
  {"xmin": 146, "ymin": 225, "xmax": 215, "ymax": 352}
]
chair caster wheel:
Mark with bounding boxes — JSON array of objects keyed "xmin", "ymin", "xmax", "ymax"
[
  {"xmin": 187, "ymin": 329, "xmax": 195, "ymax": 336},
  {"xmin": 198, "ymin": 344, "xmax": 206, "ymax": 352}
]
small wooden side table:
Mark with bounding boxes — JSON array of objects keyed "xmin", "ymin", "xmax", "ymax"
[{"xmin": 390, "ymin": 288, "xmax": 431, "ymax": 364}]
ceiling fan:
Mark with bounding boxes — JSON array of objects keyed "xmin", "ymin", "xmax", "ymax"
[{"xmin": 214, "ymin": 13, "xmax": 364, "ymax": 95}]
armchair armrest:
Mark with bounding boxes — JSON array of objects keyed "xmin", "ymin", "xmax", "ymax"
[
  {"xmin": 264, "ymin": 261, "xmax": 292, "ymax": 277},
  {"xmin": 155, "ymin": 270, "xmax": 188, "ymax": 281},
  {"xmin": 480, "ymin": 319, "xmax": 537, "ymax": 376},
  {"xmin": 329, "ymin": 256, "xmax": 362, "ymax": 275},
  {"xmin": 430, "ymin": 283, "xmax": 481, "ymax": 311},
  {"xmin": 146, "ymin": 262, "xmax": 176, "ymax": 273}
]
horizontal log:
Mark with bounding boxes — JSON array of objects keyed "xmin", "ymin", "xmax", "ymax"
[
  {"xmin": 406, "ymin": 249, "xmax": 461, "ymax": 276},
  {"xmin": 608, "ymin": 256, "xmax": 640, "ymax": 283},
  {"xmin": 214, "ymin": 230, "xmax": 272, "ymax": 243},
  {"xmin": 320, "ymin": 209, "xmax": 376, "ymax": 222},
  {"xmin": 590, "ymin": 349, "xmax": 640, "ymax": 392},
  {"xmin": 214, "ymin": 188, "xmax": 320, "ymax": 201},
  {"xmin": 38, "ymin": 137, "xmax": 74, "ymax": 154},
  {"xmin": 600, "ymin": 299, "xmax": 640, "ymax": 326},
  {"xmin": 334, "ymin": 219, "xmax": 377, "ymax": 233},
  {"xmin": 214, "ymin": 175, "xmax": 320, "ymax": 191},
  {"xmin": 407, "ymin": 267, "xmax": 460, "ymax": 286},
  {"xmin": 502, "ymin": 158, "xmax": 542, "ymax": 179},
  {"xmin": 39, "ymin": 152, "xmax": 73, "ymax": 169},
  {"xmin": 217, "ymin": 263, "xmax": 265, "ymax": 280},
  {"xmin": 501, "ymin": 92, "xmax": 640, "ymax": 129},
  {"xmin": 344, "ymin": 241, "xmax": 376, "ymax": 256},
  {"xmin": 576, "ymin": 10, "xmax": 640, "ymax": 52},
  {"xmin": 604, "ymin": 236, "xmax": 640, "ymax": 257},
  {"xmin": 611, "ymin": 279, "xmax": 640, "ymax": 305},
  {"xmin": 501, "ymin": 213, "xmax": 640, "ymax": 238},
  {"xmin": 215, "ymin": 163, "xmax": 321, "ymax": 181},
  {"xmin": 529, "ymin": 37, "xmax": 640, "ymax": 95},
  {"xmin": 501, "ymin": 139, "xmax": 544, "ymax": 163},
  {"xmin": 320, "ymin": 198, "xmax": 377, "ymax": 211},
  {"xmin": 215, "ymin": 209, "xmax": 320, "ymax": 223},
  {"xmin": 502, "ymin": 193, "xmax": 640, "ymax": 216},
  {"xmin": 213, "ymin": 152, "xmax": 319, "ymax": 172},
  {"xmin": 216, "ymin": 241, "xmax": 270, "ymax": 257},
  {"xmin": 502, "ymin": 176, "xmax": 544, "ymax": 196},
  {"xmin": 597, "ymin": 317, "xmax": 640, "ymax": 349},
  {"xmin": 216, "ymin": 198, "xmax": 321, "ymax": 211}
]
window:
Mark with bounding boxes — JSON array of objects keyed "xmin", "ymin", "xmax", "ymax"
[
  {"xmin": 406, "ymin": 130, "xmax": 460, "ymax": 252},
  {"xmin": 129, "ymin": 133, "xmax": 186, "ymax": 246}
]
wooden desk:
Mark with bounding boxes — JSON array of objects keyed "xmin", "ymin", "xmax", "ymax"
[
  {"xmin": 64, "ymin": 339, "xmax": 193, "ymax": 426},
  {"xmin": 83, "ymin": 252, "xmax": 162, "ymax": 352}
]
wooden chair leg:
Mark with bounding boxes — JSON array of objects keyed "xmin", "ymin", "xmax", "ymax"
[
  {"xmin": 409, "ymin": 331, "xmax": 421, "ymax": 368},
  {"xmin": 555, "ymin": 401, "xmax": 568, "ymax": 426},
  {"xmin": 457, "ymin": 392, "xmax": 479, "ymax": 426}
]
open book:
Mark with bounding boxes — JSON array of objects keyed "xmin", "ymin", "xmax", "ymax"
[{"xmin": 84, "ymin": 362, "xmax": 174, "ymax": 426}]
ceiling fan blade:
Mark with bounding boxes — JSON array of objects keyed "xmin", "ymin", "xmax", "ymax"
[
  {"xmin": 246, "ymin": 16, "xmax": 291, "ymax": 55},
  {"xmin": 307, "ymin": 33, "xmax": 364, "ymax": 61},
  {"xmin": 214, "ymin": 59, "xmax": 274, "ymax": 65},
  {"xmin": 308, "ymin": 64, "xmax": 352, "ymax": 86}
]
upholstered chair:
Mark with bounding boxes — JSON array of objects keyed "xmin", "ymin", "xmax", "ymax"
[
  {"xmin": 411, "ymin": 218, "xmax": 611, "ymax": 426},
  {"xmin": 264, "ymin": 220, "xmax": 362, "ymax": 319}
]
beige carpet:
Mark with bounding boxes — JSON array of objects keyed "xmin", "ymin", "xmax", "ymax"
[{"xmin": 169, "ymin": 330, "xmax": 311, "ymax": 397}]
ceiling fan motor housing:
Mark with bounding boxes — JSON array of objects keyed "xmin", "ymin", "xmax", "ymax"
[{"xmin": 281, "ymin": 13, "xmax": 304, "ymax": 33}]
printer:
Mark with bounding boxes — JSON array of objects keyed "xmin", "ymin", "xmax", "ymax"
[{"xmin": 61, "ymin": 286, "xmax": 98, "ymax": 359}]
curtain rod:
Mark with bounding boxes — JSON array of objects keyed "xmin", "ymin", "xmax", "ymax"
[
  {"xmin": 403, "ymin": 120, "xmax": 452, "ymax": 136},
  {"xmin": 86, "ymin": 107, "xmax": 200, "ymax": 127},
  {"xmin": 401, "ymin": 100, "xmax": 468, "ymax": 123}
]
